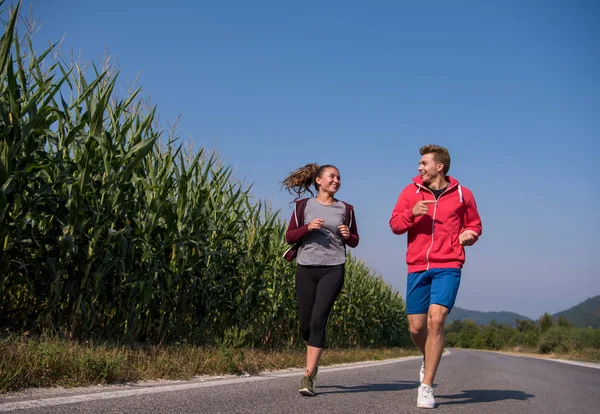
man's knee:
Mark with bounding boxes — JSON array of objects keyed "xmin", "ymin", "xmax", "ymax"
[
  {"xmin": 409, "ymin": 324, "xmax": 426, "ymax": 336},
  {"xmin": 427, "ymin": 305, "xmax": 449, "ymax": 332},
  {"xmin": 408, "ymin": 315, "xmax": 428, "ymax": 336}
]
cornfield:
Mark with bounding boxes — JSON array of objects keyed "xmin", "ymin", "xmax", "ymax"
[{"xmin": 0, "ymin": 2, "xmax": 410, "ymax": 348}]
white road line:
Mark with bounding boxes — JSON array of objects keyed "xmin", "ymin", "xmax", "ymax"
[
  {"xmin": 458, "ymin": 348, "xmax": 600, "ymax": 370},
  {"xmin": 549, "ymin": 359, "xmax": 600, "ymax": 369},
  {"xmin": 505, "ymin": 354, "xmax": 600, "ymax": 370},
  {"xmin": 0, "ymin": 355, "xmax": 423, "ymax": 412}
]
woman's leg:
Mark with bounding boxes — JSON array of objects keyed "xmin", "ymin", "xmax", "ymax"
[
  {"xmin": 307, "ymin": 264, "xmax": 345, "ymax": 352},
  {"xmin": 295, "ymin": 265, "xmax": 318, "ymax": 348},
  {"xmin": 305, "ymin": 345, "xmax": 322, "ymax": 377},
  {"xmin": 297, "ymin": 264, "xmax": 344, "ymax": 395}
]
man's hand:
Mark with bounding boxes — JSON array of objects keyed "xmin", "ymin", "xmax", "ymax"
[
  {"xmin": 412, "ymin": 200, "xmax": 436, "ymax": 217},
  {"xmin": 338, "ymin": 224, "xmax": 350, "ymax": 240},
  {"xmin": 459, "ymin": 229, "xmax": 478, "ymax": 246},
  {"xmin": 308, "ymin": 218, "xmax": 324, "ymax": 231}
]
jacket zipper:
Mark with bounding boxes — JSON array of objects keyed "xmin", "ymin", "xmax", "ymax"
[
  {"xmin": 418, "ymin": 183, "xmax": 457, "ymax": 270},
  {"xmin": 425, "ymin": 202, "xmax": 437, "ymax": 270}
]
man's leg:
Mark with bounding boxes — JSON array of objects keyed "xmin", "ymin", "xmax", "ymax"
[
  {"xmin": 406, "ymin": 270, "xmax": 432, "ymax": 355},
  {"xmin": 407, "ymin": 313, "xmax": 428, "ymax": 355},
  {"xmin": 422, "ymin": 268, "xmax": 461, "ymax": 386},
  {"xmin": 422, "ymin": 304, "xmax": 448, "ymax": 386}
]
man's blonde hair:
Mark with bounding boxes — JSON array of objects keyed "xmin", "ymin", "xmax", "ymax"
[{"xmin": 420, "ymin": 145, "xmax": 451, "ymax": 175}]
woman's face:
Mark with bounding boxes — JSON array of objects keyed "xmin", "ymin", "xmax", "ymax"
[{"xmin": 315, "ymin": 167, "xmax": 341, "ymax": 195}]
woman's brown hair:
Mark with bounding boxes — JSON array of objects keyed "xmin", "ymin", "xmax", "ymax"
[{"xmin": 281, "ymin": 163, "xmax": 338, "ymax": 199}]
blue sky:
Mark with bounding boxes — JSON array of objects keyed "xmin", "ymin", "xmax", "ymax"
[{"xmin": 22, "ymin": 0, "xmax": 599, "ymax": 319}]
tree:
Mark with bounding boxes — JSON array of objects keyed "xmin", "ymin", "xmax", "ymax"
[
  {"xmin": 539, "ymin": 313, "xmax": 553, "ymax": 333},
  {"xmin": 446, "ymin": 320, "xmax": 464, "ymax": 333},
  {"xmin": 516, "ymin": 319, "xmax": 537, "ymax": 333},
  {"xmin": 458, "ymin": 320, "xmax": 479, "ymax": 348}
]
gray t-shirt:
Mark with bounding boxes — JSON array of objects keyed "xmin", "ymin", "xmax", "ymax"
[{"xmin": 296, "ymin": 199, "xmax": 347, "ymax": 266}]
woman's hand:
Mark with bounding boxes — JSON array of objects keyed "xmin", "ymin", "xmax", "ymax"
[
  {"xmin": 308, "ymin": 218, "xmax": 324, "ymax": 231},
  {"xmin": 338, "ymin": 224, "xmax": 350, "ymax": 240}
]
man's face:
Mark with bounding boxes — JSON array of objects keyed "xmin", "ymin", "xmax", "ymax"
[
  {"xmin": 418, "ymin": 153, "xmax": 443, "ymax": 185},
  {"xmin": 316, "ymin": 167, "xmax": 341, "ymax": 195}
]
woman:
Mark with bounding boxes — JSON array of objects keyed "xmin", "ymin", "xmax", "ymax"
[{"xmin": 281, "ymin": 163, "xmax": 359, "ymax": 396}]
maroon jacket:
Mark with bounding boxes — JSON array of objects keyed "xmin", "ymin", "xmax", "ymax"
[{"xmin": 283, "ymin": 198, "xmax": 359, "ymax": 262}]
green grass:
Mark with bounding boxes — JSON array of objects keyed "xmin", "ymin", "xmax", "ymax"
[{"xmin": 0, "ymin": 333, "xmax": 420, "ymax": 394}]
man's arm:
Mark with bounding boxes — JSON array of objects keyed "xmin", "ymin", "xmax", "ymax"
[
  {"xmin": 389, "ymin": 186, "xmax": 417, "ymax": 235},
  {"xmin": 459, "ymin": 190, "xmax": 482, "ymax": 246}
]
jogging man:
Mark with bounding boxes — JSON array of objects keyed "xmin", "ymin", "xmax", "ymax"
[{"xmin": 389, "ymin": 144, "xmax": 482, "ymax": 409}]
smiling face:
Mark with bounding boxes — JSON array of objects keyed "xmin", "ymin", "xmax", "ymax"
[
  {"xmin": 315, "ymin": 167, "xmax": 341, "ymax": 196},
  {"xmin": 418, "ymin": 153, "xmax": 444, "ymax": 186}
]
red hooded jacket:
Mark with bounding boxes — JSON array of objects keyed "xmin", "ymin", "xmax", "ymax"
[{"xmin": 389, "ymin": 176, "xmax": 482, "ymax": 273}]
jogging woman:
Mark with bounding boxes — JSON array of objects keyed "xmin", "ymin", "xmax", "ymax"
[{"xmin": 281, "ymin": 163, "xmax": 359, "ymax": 396}]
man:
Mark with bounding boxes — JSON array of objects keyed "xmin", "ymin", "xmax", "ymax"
[{"xmin": 389, "ymin": 144, "xmax": 482, "ymax": 409}]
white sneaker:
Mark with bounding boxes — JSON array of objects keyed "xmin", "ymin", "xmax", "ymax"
[
  {"xmin": 419, "ymin": 358, "xmax": 425, "ymax": 383},
  {"xmin": 417, "ymin": 383, "xmax": 435, "ymax": 409}
]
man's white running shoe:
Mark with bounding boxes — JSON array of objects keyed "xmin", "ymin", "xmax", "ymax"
[
  {"xmin": 419, "ymin": 358, "xmax": 425, "ymax": 383},
  {"xmin": 417, "ymin": 384, "xmax": 435, "ymax": 409}
]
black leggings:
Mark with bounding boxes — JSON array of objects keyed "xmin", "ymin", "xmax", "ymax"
[{"xmin": 295, "ymin": 264, "xmax": 345, "ymax": 348}]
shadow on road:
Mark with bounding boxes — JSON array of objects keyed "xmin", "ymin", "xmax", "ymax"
[
  {"xmin": 317, "ymin": 380, "xmax": 417, "ymax": 395},
  {"xmin": 436, "ymin": 389, "xmax": 535, "ymax": 405}
]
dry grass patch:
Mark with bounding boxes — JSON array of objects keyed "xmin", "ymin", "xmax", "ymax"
[{"xmin": 0, "ymin": 334, "xmax": 419, "ymax": 394}]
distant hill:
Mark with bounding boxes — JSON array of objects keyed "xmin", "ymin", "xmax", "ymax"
[
  {"xmin": 552, "ymin": 295, "xmax": 600, "ymax": 328},
  {"xmin": 446, "ymin": 295, "xmax": 600, "ymax": 328},
  {"xmin": 447, "ymin": 307, "xmax": 531, "ymax": 326}
]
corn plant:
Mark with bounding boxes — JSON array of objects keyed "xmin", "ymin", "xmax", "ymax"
[{"xmin": 0, "ymin": 1, "xmax": 409, "ymax": 348}]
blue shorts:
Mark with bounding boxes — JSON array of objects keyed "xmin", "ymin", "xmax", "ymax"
[{"xmin": 406, "ymin": 268, "xmax": 461, "ymax": 315}]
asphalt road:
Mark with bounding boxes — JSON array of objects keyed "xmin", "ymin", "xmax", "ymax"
[{"xmin": 1, "ymin": 349, "xmax": 599, "ymax": 413}]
